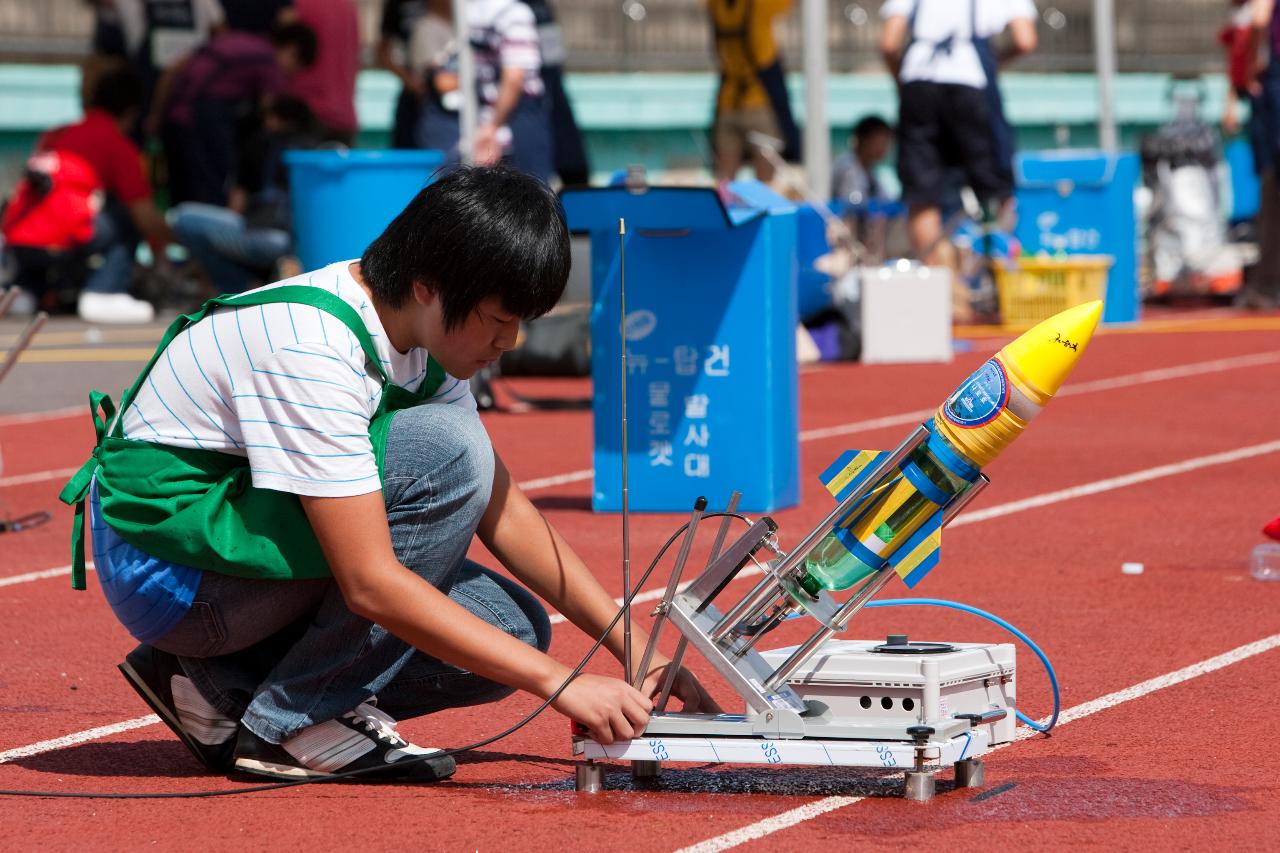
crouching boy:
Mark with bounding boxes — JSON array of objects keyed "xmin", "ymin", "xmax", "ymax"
[{"xmin": 61, "ymin": 166, "xmax": 717, "ymax": 781}]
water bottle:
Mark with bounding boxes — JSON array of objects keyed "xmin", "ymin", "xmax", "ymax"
[{"xmin": 1250, "ymin": 543, "xmax": 1280, "ymax": 581}]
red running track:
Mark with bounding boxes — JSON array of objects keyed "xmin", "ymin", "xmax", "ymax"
[{"xmin": 1, "ymin": 316, "xmax": 1278, "ymax": 851}]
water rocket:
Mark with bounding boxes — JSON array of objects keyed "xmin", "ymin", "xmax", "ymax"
[{"xmin": 806, "ymin": 300, "xmax": 1104, "ymax": 592}]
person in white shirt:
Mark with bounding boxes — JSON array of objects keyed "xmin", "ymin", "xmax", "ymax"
[
  {"xmin": 416, "ymin": 0, "xmax": 553, "ymax": 181},
  {"xmin": 880, "ymin": 0, "xmax": 1037, "ymax": 264},
  {"xmin": 72, "ymin": 166, "xmax": 718, "ymax": 781}
]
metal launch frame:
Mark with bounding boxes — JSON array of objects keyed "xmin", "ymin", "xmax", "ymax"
[{"xmin": 573, "ymin": 426, "xmax": 1016, "ymax": 801}]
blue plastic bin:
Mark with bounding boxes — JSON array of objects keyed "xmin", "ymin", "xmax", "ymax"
[
  {"xmin": 1013, "ymin": 150, "xmax": 1140, "ymax": 324},
  {"xmin": 1224, "ymin": 138, "xmax": 1260, "ymax": 223},
  {"xmin": 561, "ymin": 182, "xmax": 800, "ymax": 513},
  {"xmin": 283, "ymin": 149, "xmax": 445, "ymax": 270}
]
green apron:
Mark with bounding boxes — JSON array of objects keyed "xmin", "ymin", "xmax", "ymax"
[{"xmin": 59, "ymin": 285, "xmax": 446, "ymax": 591}]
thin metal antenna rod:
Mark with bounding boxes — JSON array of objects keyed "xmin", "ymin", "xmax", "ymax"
[{"xmin": 619, "ymin": 217, "xmax": 632, "ymax": 685}]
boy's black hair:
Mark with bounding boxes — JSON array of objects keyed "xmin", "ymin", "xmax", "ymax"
[
  {"xmin": 360, "ymin": 166, "xmax": 571, "ymax": 330},
  {"xmin": 853, "ymin": 115, "xmax": 893, "ymax": 141},
  {"xmin": 271, "ymin": 22, "xmax": 319, "ymax": 68},
  {"xmin": 86, "ymin": 65, "xmax": 145, "ymax": 118}
]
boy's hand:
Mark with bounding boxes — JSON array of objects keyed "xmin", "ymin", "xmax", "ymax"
[
  {"xmin": 553, "ymin": 674, "xmax": 653, "ymax": 745},
  {"xmin": 640, "ymin": 663, "xmax": 723, "ymax": 715}
]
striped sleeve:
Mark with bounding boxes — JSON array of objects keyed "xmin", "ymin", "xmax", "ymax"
[
  {"xmin": 494, "ymin": 2, "xmax": 541, "ymax": 72},
  {"xmin": 232, "ymin": 342, "xmax": 381, "ymax": 498}
]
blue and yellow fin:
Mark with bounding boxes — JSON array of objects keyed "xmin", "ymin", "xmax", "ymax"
[
  {"xmin": 819, "ymin": 450, "xmax": 891, "ymax": 503},
  {"xmin": 886, "ymin": 508, "xmax": 943, "ymax": 588}
]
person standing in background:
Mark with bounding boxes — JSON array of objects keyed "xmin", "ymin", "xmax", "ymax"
[
  {"xmin": 706, "ymin": 0, "xmax": 799, "ymax": 184},
  {"xmin": 1239, "ymin": 0, "xmax": 1280, "ymax": 308},
  {"xmin": 416, "ymin": 0, "xmax": 552, "ymax": 182},
  {"xmin": 287, "ymin": 0, "xmax": 361, "ymax": 144},
  {"xmin": 879, "ymin": 0, "xmax": 1036, "ymax": 266},
  {"xmin": 83, "ymin": 0, "xmax": 226, "ymax": 134},
  {"xmin": 521, "ymin": 1, "xmax": 590, "ymax": 186},
  {"xmin": 1219, "ymin": 0, "xmax": 1258, "ymax": 137},
  {"xmin": 379, "ymin": 0, "xmax": 432, "ymax": 149},
  {"xmin": 158, "ymin": 23, "xmax": 318, "ymax": 206}
]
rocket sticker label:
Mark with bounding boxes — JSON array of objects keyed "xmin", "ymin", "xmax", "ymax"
[{"xmin": 943, "ymin": 359, "xmax": 1009, "ymax": 429}]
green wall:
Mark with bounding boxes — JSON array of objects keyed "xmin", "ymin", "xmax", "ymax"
[{"xmin": 0, "ymin": 64, "xmax": 1236, "ymax": 188}]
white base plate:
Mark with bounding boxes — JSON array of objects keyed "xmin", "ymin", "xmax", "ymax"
[{"xmin": 581, "ymin": 728, "xmax": 990, "ymax": 770}]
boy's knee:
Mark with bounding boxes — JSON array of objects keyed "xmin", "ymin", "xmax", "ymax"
[
  {"xmin": 522, "ymin": 598, "xmax": 552, "ymax": 654},
  {"xmin": 384, "ymin": 403, "xmax": 494, "ymax": 510}
]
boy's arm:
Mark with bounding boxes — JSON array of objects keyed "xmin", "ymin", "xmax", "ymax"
[
  {"xmin": 299, "ymin": 490, "xmax": 654, "ymax": 743},
  {"xmin": 477, "ymin": 453, "xmax": 722, "ymax": 714}
]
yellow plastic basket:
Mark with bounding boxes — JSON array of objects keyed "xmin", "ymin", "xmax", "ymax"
[{"xmin": 994, "ymin": 255, "xmax": 1112, "ymax": 326}]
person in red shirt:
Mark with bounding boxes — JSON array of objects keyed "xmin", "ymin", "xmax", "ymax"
[
  {"xmin": 287, "ymin": 0, "xmax": 359, "ymax": 144},
  {"xmin": 3, "ymin": 66, "xmax": 171, "ymax": 323}
]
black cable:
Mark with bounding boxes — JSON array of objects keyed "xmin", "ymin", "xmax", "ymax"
[{"xmin": 0, "ymin": 512, "xmax": 752, "ymax": 799}]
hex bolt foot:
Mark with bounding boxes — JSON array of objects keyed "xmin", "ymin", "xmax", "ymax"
[
  {"xmin": 953, "ymin": 758, "xmax": 985, "ymax": 788},
  {"xmin": 631, "ymin": 760, "xmax": 662, "ymax": 780},
  {"xmin": 903, "ymin": 770, "xmax": 936, "ymax": 801},
  {"xmin": 575, "ymin": 761, "xmax": 605, "ymax": 793}
]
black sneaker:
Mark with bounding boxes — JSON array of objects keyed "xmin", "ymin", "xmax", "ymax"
[
  {"xmin": 232, "ymin": 702, "xmax": 456, "ymax": 782},
  {"xmin": 118, "ymin": 644, "xmax": 238, "ymax": 772}
]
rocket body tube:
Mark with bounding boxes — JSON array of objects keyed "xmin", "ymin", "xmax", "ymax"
[{"xmin": 800, "ymin": 301, "xmax": 1104, "ymax": 593}]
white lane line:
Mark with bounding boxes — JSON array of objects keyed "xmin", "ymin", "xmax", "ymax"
[
  {"xmin": 5, "ymin": 351, "xmax": 1276, "ymax": 492},
  {"xmin": 674, "ymin": 631, "xmax": 1280, "ymax": 853},
  {"xmin": 797, "ymin": 350, "xmax": 1280, "ymax": 443},
  {"xmin": 0, "ymin": 467, "xmax": 79, "ymax": 489},
  {"xmin": 0, "ymin": 716, "xmax": 159, "ymax": 764},
  {"xmin": 517, "ymin": 469, "xmax": 593, "ymax": 492},
  {"xmin": 951, "ymin": 439, "xmax": 1280, "ymax": 527},
  {"xmin": 0, "ymin": 405, "xmax": 87, "ymax": 427},
  {"xmin": 0, "ymin": 564, "xmax": 91, "ymax": 588}
]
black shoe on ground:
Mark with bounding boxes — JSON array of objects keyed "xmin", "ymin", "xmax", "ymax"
[
  {"xmin": 118, "ymin": 644, "xmax": 238, "ymax": 772},
  {"xmin": 232, "ymin": 702, "xmax": 456, "ymax": 783}
]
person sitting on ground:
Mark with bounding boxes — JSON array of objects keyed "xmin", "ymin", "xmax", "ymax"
[
  {"xmin": 60, "ymin": 165, "xmax": 719, "ymax": 781},
  {"xmin": 1, "ymin": 65, "xmax": 171, "ymax": 324},
  {"xmin": 157, "ymin": 21, "xmax": 317, "ymax": 206},
  {"xmin": 831, "ymin": 115, "xmax": 895, "ymax": 205},
  {"xmin": 168, "ymin": 95, "xmax": 325, "ymax": 296}
]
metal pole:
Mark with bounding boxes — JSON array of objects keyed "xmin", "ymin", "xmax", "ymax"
[
  {"xmin": 1092, "ymin": 0, "xmax": 1118, "ymax": 151},
  {"xmin": 0, "ymin": 312, "xmax": 47, "ymax": 390},
  {"xmin": 452, "ymin": 0, "xmax": 478, "ymax": 163},
  {"xmin": 619, "ymin": 218, "xmax": 632, "ymax": 684},
  {"xmin": 802, "ymin": 0, "xmax": 831, "ymax": 198}
]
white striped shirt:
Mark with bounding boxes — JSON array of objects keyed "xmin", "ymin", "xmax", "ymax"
[{"xmin": 121, "ymin": 261, "xmax": 476, "ymax": 498}]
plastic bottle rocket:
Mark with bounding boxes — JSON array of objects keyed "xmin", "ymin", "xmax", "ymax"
[{"xmin": 801, "ymin": 300, "xmax": 1104, "ymax": 594}]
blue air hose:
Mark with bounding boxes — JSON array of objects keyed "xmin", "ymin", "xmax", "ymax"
[{"xmin": 863, "ymin": 598, "xmax": 1060, "ymax": 733}]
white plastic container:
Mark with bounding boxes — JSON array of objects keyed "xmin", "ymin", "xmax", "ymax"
[{"xmin": 1250, "ymin": 543, "xmax": 1280, "ymax": 581}]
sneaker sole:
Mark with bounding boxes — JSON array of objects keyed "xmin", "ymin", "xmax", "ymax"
[
  {"xmin": 118, "ymin": 660, "xmax": 222, "ymax": 772},
  {"xmin": 232, "ymin": 754, "xmax": 457, "ymax": 783},
  {"xmin": 233, "ymin": 756, "xmax": 330, "ymax": 780}
]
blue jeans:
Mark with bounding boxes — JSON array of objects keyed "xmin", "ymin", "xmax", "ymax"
[
  {"xmin": 169, "ymin": 203, "xmax": 291, "ymax": 294},
  {"xmin": 148, "ymin": 403, "xmax": 551, "ymax": 744},
  {"xmin": 84, "ymin": 197, "xmax": 138, "ymax": 295},
  {"xmin": 416, "ymin": 96, "xmax": 553, "ymax": 183}
]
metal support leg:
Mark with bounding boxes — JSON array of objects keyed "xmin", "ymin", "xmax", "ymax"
[
  {"xmin": 631, "ymin": 760, "xmax": 662, "ymax": 780},
  {"xmin": 953, "ymin": 758, "xmax": 985, "ymax": 788},
  {"xmin": 575, "ymin": 760, "xmax": 605, "ymax": 793},
  {"xmin": 903, "ymin": 770, "xmax": 936, "ymax": 801}
]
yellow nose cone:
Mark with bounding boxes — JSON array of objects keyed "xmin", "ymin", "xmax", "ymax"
[{"xmin": 999, "ymin": 300, "xmax": 1103, "ymax": 398}]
